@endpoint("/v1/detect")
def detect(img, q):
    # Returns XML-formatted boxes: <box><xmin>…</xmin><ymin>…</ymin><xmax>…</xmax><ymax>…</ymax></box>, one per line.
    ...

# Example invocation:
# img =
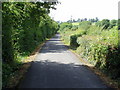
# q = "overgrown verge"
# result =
<box><xmin>3</xmin><ymin>42</ymin><xmax>45</xmax><ymax>88</ymax></box>
<box><xmin>59</xmin><ymin>20</ymin><xmax>120</xmax><ymax>88</ymax></box>
<box><xmin>2</xmin><ymin>2</ymin><xmax>59</xmax><ymax>88</ymax></box>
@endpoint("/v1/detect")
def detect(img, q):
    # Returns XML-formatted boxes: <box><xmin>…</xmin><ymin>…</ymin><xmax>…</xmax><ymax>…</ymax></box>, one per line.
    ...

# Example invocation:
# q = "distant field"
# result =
<box><xmin>72</xmin><ymin>22</ymin><xmax>95</xmax><ymax>26</ymax></box>
<box><xmin>72</xmin><ymin>22</ymin><xmax>79</xmax><ymax>26</ymax></box>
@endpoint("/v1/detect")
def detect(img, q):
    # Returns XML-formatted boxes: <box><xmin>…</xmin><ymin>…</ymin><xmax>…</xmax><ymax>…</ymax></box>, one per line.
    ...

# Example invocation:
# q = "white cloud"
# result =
<box><xmin>49</xmin><ymin>0</ymin><xmax>119</xmax><ymax>22</ymax></box>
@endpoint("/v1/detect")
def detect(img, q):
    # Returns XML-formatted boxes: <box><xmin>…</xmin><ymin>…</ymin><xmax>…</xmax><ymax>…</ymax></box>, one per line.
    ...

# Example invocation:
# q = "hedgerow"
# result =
<box><xmin>60</xmin><ymin>20</ymin><xmax>120</xmax><ymax>80</ymax></box>
<box><xmin>2</xmin><ymin>2</ymin><xmax>58</xmax><ymax>87</ymax></box>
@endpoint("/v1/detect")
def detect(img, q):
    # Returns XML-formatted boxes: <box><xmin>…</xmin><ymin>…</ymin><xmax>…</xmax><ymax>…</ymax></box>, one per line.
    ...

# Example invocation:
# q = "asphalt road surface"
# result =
<box><xmin>19</xmin><ymin>34</ymin><xmax>110</xmax><ymax>88</ymax></box>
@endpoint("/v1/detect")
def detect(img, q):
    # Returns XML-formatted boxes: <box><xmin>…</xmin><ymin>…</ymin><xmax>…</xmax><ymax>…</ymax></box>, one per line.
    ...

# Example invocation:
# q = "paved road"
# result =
<box><xmin>19</xmin><ymin>34</ymin><xmax>109</xmax><ymax>88</ymax></box>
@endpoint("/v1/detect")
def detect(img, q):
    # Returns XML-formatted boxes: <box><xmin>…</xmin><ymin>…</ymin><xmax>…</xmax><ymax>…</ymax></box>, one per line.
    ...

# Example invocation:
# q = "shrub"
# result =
<box><xmin>96</xmin><ymin>19</ymin><xmax>110</xmax><ymax>29</ymax></box>
<box><xmin>105</xmin><ymin>46</ymin><xmax>120</xmax><ymax>78</ymax></box>
<box><xmin>2</xmin><ymin>62</ymin><xmax>22</xmax><ymax>87</ymax></box>
<box><xmin>70</xmin><ymin>34</ymin><xmax>79</xmax><ymax>48</ymax></box>
<box><xmin>76</xmin><ymin>36</ymin><xmax>120</xmax><ymax>79</ymax></box>
<box><xmin>109</xmin><ymin>19</ymin><xmax>117</xmax><ymax>29</ymax></box>
<box><xmin>70</xmin><ymin>30</ymin><xmax>87</xmax><ymax>48</ymax></box>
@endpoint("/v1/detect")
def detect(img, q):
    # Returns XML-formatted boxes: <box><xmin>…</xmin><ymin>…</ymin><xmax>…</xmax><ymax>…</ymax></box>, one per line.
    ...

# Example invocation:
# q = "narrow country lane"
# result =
<box><xmin>19</xmin><ymin>34</ymin><xmax>109</xmax><ymax>88</ymax></box>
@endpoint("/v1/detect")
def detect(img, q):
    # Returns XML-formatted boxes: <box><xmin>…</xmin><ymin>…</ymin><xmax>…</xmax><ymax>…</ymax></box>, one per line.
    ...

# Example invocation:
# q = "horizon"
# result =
<box><xmin>49</xmin><ymin>0</ymin><xmax>119</xmax><ymax>22</ymax></box>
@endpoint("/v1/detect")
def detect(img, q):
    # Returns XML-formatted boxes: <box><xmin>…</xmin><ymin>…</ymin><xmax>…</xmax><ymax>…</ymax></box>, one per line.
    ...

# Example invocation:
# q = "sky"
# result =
<box><xmin>49</xmin><ymin>0</ymin><xmax>120</xmax><ymax>22</ymax></box>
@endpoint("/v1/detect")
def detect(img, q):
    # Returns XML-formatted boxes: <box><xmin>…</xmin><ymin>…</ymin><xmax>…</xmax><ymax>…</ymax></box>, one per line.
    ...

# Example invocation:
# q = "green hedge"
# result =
<box><xmin>2</xmin><ymin>2</ymin><xmax>59</xmax><ymax>87</ymax></box>
<box><xmin>76</xmin><ymin>34</ymin><xmax>120</xmax><ymax>79</ymax></box>
<box><xmin>70</xmin><ymin>34</ymin><xmax>79</xmax><ymax>48</ymax></box>
<box><xmin>60</xmin><ymin>21</ymin><xmax>120</xmax><ymax>80</ymax></box>
<box><xmin>2</xmin><ymin>2</ymin><xmax>58</xmax><ymax>63</ymax></box>
<box><xmin>77</xmin><ymin>41</ymin><xmax>120</xmax><ymax>79</ymax></box>
<box><xmin>69</xmin><ymin>30</ymin><xmax>87</xmax><ymax>48</ymax></box>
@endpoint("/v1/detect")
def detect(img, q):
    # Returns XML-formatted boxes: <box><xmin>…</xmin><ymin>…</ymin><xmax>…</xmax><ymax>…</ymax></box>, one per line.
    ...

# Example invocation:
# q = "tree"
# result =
<box><xmin>95</xmin><ymin>17</ymin><xmax>99</xmax><ymax>22</ymax></box>
<box><xmin>77</xmin><ymin>18</ymin><xmax>81</xmax><ymax>22</ymax></box>
<box><xmin>2</xmin><ymin>2</ymin><xmax>59</xmax><ymax>63</ymax></box>
<box><xmin>101</xmin><ymin>19</ymin><xmax>110</xmax><ymax>29</ymax></box>
<box><xmin>73</xmin><ymin>19</ymin><xmax>76</xmax><ymax>22</ymax></box>
<box><xmin>109</xmin><ymin>19</ymin><xmax>117</xmax><ymax>29</ymax></box>
<box><xmin>84</xmin><ymin>18</ymin><xmax>87</xmax><ymax>21</ymax></box>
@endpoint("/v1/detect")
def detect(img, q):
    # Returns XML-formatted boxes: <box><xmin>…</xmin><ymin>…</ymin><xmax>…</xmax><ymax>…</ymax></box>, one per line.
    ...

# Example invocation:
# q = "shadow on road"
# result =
<box><xmin>39</xmin><ymin>34</ymin><xmax>69</xmax><ymax>54</ymax></box>
<box><xmin>18</xmin><ymin>33</ymin><xmax>112</xmax><ymax>88</ymax></box>
<box><xmin>40</xmin><ymin>44</ymin><xmax>68</xmax><ymax>53</ymax></box>
<box><xmin>19</xmin><ymin>60</ymin><xmax>110</xmax><ymax>88</ymax></box>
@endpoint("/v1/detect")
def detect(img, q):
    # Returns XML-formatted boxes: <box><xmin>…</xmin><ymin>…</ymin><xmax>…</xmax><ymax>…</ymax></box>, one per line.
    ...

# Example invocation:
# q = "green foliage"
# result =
<box><xmin>101</xmin><ymin>19</ymin><xmax>110</xmax><ymax>29</ymax></box>
<box><xmin>60</xmin><ymin>20</ymin><xmax>120</xmax><ymax>80</ymax></box>
<box><xmin>105</xmin><ymin>46</ymin><xmax>120</xmax><ymax>78</ymax></box>
<box><xmin>59</xmin><ymin>22</ymin><xmax>72</xmax><ymax>31</ymax></box>
<box><xmin>79</xmin><ymin>21</ymin><xmax>91</xmax><ymax>30</ymax></box>
<box><xmin>95</xmin><ymin>19</ymin><xmax>117</xmax><ymax>29</ymax></box>
<box><xmin>71</xmin><ymin>25</ymin><xmax>78</xmax><ymax>31</ymax></box>
<box><xmin>69</xmin><ymin>30</ymin><xmax>87</xmax><ymax>48</ymax></box>
<box><xmin>95</xmin><ymin>21</ymin><xmax>102</xmax><ymax>27</ymax></box>
<box><xmin>76</xmin><ymin>32</ymin><xmax>120</xmax><ymax>78</ymax></box>
<box><xmin>2</xmin><ymin>62</ymin><xmax>22</xmax><ymax>87</ymax></box>
<box><xmin>109</xmin><ymin>19</ymin><xmax>117</xmax><ymax>29</ymax></box>
<box><xmin>70</xmin><ymin>34</ymin><xmax>79</xmax><ymax>48</ymax></box>
<box><xmin>2</xmin><ymin>2</ymin><xmax>58</xmax><ymax>62</ymax></box>
<box><xmin>2</xmin><ymin>2</ymin><xmax>58</xmax><ymax>87</ymax></box>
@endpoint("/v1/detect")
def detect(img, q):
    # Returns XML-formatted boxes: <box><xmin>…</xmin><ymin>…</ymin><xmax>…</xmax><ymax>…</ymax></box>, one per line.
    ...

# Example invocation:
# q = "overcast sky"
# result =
<box><xmin>49</xmin><ymin>0</ymin><xmax>119</xmax><ymax>22</ymax></box>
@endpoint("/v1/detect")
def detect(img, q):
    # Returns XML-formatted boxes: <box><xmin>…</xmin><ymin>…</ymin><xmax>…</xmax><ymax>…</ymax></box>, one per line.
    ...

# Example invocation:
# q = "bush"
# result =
<box><xmin>109</xmin><ymin>19</ymin><xmax>117</xmax><ymax>29</ymax></box>
<box><xmin>2</xmin><ymin>62</ymin><xmax>22</xmax><ymax>87</ymax></box>
<box><xmin>76</xmin><ymin>35</ymin><xmax>120</xmax><ymax>79</ymax></box>
<box><xmin>70</xmin><ymin>34</ymin><xmax>79</xmax><ymax>48</ymax></box>
<box><xmin>89</xmin><ymin>44</ymin><xmax>108</xmax><ymax>68</ymax></box>
<box><xmin>105</xmin><ymin>46</ymin><xmax>120</xmax><ymax>78</ymax></box>
<box><xmin>96</xmin><ymin>19</ymin><xmax>110</xmax><ymax>29</ymax></box>
<box><xmin>70</xmin><ymin>30</ymin><xmax>87</xmax><ymax>48</ymax></box>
